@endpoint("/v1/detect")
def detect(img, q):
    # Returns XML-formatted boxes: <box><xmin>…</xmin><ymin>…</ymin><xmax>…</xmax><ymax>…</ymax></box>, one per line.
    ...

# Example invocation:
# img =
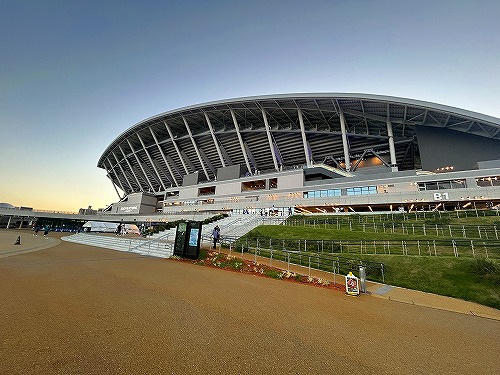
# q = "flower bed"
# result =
<box><xmin>172</xmin><ymin>250</ymin><xmax>346</xmax><ymax>293</ymax></box>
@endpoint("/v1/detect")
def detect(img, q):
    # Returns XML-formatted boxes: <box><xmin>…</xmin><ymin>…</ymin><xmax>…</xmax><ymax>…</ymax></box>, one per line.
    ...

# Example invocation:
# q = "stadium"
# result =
<box><xmin>98</xmin><ymin>93</ymin><xmax>500</xmax><ymax>216</ymax></box>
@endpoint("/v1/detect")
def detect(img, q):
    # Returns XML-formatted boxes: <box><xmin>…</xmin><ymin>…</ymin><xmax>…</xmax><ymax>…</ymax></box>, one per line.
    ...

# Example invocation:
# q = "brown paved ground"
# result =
<box><xmin>1</xmin><ymin>229</ymin><xmax>500</xmax><ymax>374</ymax></box>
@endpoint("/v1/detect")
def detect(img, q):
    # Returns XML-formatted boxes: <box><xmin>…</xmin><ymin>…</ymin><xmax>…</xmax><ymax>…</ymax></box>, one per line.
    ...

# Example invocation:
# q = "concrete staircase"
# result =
<box><xmin>200</xmin><ymin>214</ymin><xmax>260</xmax><ymax>238</ymax></box>
<box><xmin>63</xmin><ymin>214</ymin><xmax>287</xmax><ymax>256</ymax></box>
<box><xmin>199</xmin><ymin>214</ymin><xmax>288</xmax><ymax>246</ymax></box>
<box><xmin>62</xmin><ymin>233</ymin><xmax>174</xmax><ymax>258</ymax></box>
<box><xmin>148</xmin><ymin>227</ymin><xmax>177</xmax><ymax>240</ymax></box>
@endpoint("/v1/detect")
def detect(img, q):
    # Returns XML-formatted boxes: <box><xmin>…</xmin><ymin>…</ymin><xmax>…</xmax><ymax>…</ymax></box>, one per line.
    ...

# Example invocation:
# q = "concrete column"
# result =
<box><xmin>112</xmin><ymin>152</ymin><xmax>133</xmax><ymax>193</ymax></box>
<box><xmin>126</xmin><ymin>139</ymin><xmax>155</xmax><ymax>192</ymax></box>
<box><xmin>119</xmin><ymin>145</ymin><xmax>143</xmax><ymax>192</ymax></box>
<box><xmin>387</xmin><ymin>119</ymin><xmax>398</xmax><ymax>172</ymax></box>
<box><xmin>104</xmin><ymin>159</ymin><xmax>125</xmax><ymax>198</ymax></box>
<box><xmin>149</xmin><ymin>127</ymin><xmax>179</xmax><ymax>187</ymax></box>
<box><xmin>339</xmin><ymin>109</ymin><xmax>351</xmax><ymax>171</ymax></box>
<box><xmin>297</xmin><ymin>108</ymin><xmax>311</xmax><ymax>167</ymax></box>
<box><xmin>183</xmin><ymin>117</ymin><xmax>210</xmax><ymax>181</ymax></box>
<box><xmin>204</xmin><ymin>112</ymin><xmax>226</xmax><ymax>168</ymax></box>
<box><xmin>230</xmin><ymin>109</ymin><xmax>252</xmax><ymax>175</ymax></box>
<box><xmin>164</xmin><ymin>121</ymin><xmax>189</xmax><ymax>174</ymax></box>
<box><xmin>137</xmin><ymin>133</ymin><xmax>166</xmax><ymax>191</ymax></box>
<box><xmin>261</xmin><ymin>108</ymin><xmax>279</xmax><ymax>171</ymax></box>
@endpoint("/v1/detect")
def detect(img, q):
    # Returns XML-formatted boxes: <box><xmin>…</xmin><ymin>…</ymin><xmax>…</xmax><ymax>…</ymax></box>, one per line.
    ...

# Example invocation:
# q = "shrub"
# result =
<box><xmin>263</xmin><ymin>269</ymin><xmax>283</xmax><ymax>279</ymax></box>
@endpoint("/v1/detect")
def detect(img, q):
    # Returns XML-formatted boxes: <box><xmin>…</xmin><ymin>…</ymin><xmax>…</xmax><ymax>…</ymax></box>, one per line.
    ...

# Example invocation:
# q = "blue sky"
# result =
<box><xmin>1</xmin><ymin>0</ymin><xmax>499</xmax><ymax>211</ymax></box>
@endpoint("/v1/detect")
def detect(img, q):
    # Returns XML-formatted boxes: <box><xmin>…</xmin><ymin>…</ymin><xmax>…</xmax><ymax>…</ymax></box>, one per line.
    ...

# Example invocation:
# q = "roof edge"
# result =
<box><xmin>98</xmin><ymin>92</ymin><xmax>500</xmax><ymax>167</ymax></box>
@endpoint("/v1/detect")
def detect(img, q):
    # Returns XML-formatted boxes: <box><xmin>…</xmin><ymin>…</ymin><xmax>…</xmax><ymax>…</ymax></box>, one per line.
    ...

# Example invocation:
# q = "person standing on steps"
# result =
<box><xmin>212</xmin><ymin>225</ymin><xmax>220</xmax><ymax>249</ymax></box>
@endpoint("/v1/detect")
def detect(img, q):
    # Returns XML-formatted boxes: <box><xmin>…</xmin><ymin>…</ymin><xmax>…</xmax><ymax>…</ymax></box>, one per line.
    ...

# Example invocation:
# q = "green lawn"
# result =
<box><xmin>236</xmin><ymin>212</ymin><xmax>500</xmax><ymax>309</ymax></box>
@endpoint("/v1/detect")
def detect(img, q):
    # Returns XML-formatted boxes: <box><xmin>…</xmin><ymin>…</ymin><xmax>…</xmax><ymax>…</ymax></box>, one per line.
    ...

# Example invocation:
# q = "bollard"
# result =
<box><xmin>359</xmin><ymin>266</ymin><xmax>366</xmax><ymax>293</ymax></box>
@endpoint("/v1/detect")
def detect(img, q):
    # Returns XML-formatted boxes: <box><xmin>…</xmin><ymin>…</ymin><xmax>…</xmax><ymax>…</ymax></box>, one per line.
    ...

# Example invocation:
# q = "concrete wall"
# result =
<box><xmin>179</xmin><ymin>186</ymin><xmax>198</xmax><ymax>200</ymax></box>
<box><xmin>217</xmin><ymin>164</ymin><xmax>246</xmax><ymax>181</ymax></box>
<box><xmin>182</xmin><ymin>172</ymin><xmax>201</xmax><ymax>187</ymax></box>
<box><xmin>112</xmin><ymin>193</ymin><xmax>157</xmax><ymax>214</ymax></box>
<box><xmin>477</xmin><ymin>159</ymin><xmax>500</xmax><ymax>169</ymax></box>
<box><xmin>277</xmin><ymin>171</ymin><xmax>303</xmax><ymax>189</ymax></box>
<box><xmin>416</xmin><ymin>127</ymin><xmax>500</xmax><ymax>171</ymax></box>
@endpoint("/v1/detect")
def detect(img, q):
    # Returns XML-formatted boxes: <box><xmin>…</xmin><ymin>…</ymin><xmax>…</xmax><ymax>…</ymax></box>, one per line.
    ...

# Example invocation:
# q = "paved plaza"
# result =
<box><xmin>1</xmin><ymin>230</ymin><xmax>499</xmax><ymax>374</ymax></box>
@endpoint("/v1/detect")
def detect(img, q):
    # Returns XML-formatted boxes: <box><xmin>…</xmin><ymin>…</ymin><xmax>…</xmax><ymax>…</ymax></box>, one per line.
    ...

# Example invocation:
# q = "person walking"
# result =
<box><xmin>33</xmin><ymin>227</ymin><xmax>39</xmax><ymax>236</ymax></box>
<box><xmin>212</xmin><ymin>225</ymin><xmax>220</xmax><ymax>249</ymax></box>
<box><xmin>43</xmin><ymin>227</ymin><xmax>49</xmax><ymax>239</ymax></box>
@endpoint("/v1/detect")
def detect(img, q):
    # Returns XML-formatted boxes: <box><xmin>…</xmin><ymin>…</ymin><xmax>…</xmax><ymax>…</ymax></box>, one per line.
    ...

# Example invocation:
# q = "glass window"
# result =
<box><xmin>426</xmin><ymin>182</ymin><xmax>438</xmax><ymax>191</ymax></box>
<box><xmin>418</xmin><ymin>179</ymin><xmax>466</xmax><ymax>190</ymax></box>
<box><xmin>437</xmin><ymin>181</ymin><xmax>451</xmax><ymax>190</ymax></box>
<box><xmin>476</xmin><ymin>177</ymin><xmax>499</xmax><ymax>187</ymax></box>
<box><xmin>347</xmin><ymin>186</ymin><xmax>377</xmax><ymax>195</ymax></box>
<box><xmin>451</xmin><ymin>180</ymin><xmax>466</xmax><ymax>188</ymax></box>
<box><xmin>327</xmin><ymin>189</ymin><xmax>341</xmax><ymax>197</ymax></box>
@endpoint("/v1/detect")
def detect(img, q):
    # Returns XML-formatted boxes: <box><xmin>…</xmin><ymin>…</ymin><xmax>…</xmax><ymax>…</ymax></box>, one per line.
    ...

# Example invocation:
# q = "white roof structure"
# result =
<box><xmin>98</xmin><ymin>93</ymin><xmax>500</xmax><ymax>196</ymax></box>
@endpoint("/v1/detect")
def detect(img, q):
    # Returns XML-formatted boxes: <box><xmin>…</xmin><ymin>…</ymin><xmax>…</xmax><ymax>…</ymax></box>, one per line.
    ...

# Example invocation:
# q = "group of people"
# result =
<box><xmin>115</xmin><ymin>223</ymin><xmax>126</xmax><ymax>236</ymax></box>
<box><xmin>32</xmin><ymin>227</ymin><xmax>50</xmax><ymax>238</ymax></box>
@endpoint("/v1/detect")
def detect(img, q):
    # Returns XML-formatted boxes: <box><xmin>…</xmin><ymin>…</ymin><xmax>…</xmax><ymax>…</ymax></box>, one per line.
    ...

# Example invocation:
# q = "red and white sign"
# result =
<box><xmin>345</xmin><ymin>272</ymin><xmax>359</xmax><ymax>296</ymax></box>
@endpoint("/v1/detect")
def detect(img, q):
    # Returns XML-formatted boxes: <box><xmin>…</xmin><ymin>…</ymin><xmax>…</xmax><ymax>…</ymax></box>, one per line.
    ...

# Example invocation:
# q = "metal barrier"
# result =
<box><xmin>128</xmin><ymin>232</ymin><xmax>175</xmax><ymax>256</ymax></box>
<box><xmin>204</xmin><ymin>234</ymin><xmax>385</xmax><ymax>283</ymax></box>
<box><xmin>284</xmin><ymin>219</ymin><xmax>499</xmax><ymax>240</ymax></box>
<box><xmin>229</xmin><ymin>237</ymin><xmax>499</xmax><ymax>259</ymax></box>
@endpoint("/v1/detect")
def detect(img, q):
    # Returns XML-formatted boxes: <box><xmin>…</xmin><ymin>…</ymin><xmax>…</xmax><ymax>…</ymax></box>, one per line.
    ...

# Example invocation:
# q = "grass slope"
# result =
<box><xmin>239</xmin><ymin>213</ymin><xmax>500</xmax><ymax>309</ymax></box>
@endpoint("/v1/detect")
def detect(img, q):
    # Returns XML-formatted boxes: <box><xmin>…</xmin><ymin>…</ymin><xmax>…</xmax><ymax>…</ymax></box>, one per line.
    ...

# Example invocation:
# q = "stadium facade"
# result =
<box><xmin>98</xmin><ymin>93</ymin><xmax>500</xmax><ymax>216</ymax></box>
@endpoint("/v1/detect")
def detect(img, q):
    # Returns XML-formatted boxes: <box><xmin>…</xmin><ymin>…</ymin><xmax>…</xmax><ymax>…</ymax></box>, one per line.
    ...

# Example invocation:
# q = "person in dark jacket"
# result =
<box><xmin>212</xmin><ymin>225</ymin><xmax>220</xmax><ymax>249</ymax></box>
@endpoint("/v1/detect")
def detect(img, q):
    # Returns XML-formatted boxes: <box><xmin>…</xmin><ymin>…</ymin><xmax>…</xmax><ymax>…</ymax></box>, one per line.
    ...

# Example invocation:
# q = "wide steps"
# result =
<box><xmin>62</xmin><ymin>233</ymin><xmax>173</xmax><ymax>258</ymax></box>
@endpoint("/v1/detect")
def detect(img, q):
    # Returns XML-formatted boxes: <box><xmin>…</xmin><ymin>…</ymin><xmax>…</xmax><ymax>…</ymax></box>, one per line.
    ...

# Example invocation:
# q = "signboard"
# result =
<box><xmin>189</xmin><ymin>228</ymin><xmax>200</xmax><ymax>247</ymax></box>
<box><xmin>173</xmin><ymin>221</ymin><xmax>202</xmax><ymax>259</ymax></box>
<box><xmin>433</xmin><ymin>192</ymin><xmax>449</xmax><ymax>201</ymax></box>
<box><xmin>186</xmin><ymin>222</ymin><xmax>202</xmax><ymax>258</ymax></box>
<box><xmin>120</xmin><ymin>206</ymin><xmax>138</xmax><ymax>213</ymax></box>
<box><xmin>345</xmin><ymin>272</ymin><xmax>360</xmax><ymax>296</ymax></box>
<box><xmin>173</xmin><ymin>222</ymin><xmax>188</xmax><ymax>256</ymax></box>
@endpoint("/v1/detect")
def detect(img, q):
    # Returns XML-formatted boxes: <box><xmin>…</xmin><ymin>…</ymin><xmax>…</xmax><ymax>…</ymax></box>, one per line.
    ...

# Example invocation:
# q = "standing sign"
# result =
<box><xmin>185</xmin><ymin>221</ymin><xmax>202</xmax><ymax>259</ymax></box>
<box><xmin>173</xmin><ymin>222</ymin><xmax>188</xmax><ymax>257</ymax></box>
<box><xmin>173</xmin><ymin>221</ymin><xmax>202</xmax><ymax>259</ymax></box>
<box><xmin>345</xmin><ymin>272</ymin><xmax>360</xmax><ymax>296</ymax></box>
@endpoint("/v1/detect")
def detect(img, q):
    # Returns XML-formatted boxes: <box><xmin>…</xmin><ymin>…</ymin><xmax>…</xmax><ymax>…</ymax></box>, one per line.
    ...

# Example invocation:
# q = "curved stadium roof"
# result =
<box><xmin>98</xmin><ymin>93</ymin><xmax>500</xmax><ymax>194</ymax></box>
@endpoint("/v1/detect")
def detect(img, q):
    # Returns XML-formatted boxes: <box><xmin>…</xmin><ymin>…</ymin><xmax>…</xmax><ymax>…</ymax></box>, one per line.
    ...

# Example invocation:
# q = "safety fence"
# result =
<box><xmin>283</xmin><ymin>220</ymin><xmax>499</xmax><ymax>240</ymax></box>
<box><xmin>225</xmin><ymin>243</ymin><xmax>385</xmax><ymax>283</ymax></box>
<box><xmin>226</xmin><ymin>237</ymin><xmax>500</xmax><ymax>259</ymax></box>
<box><xmin>289</xmin><ymin>209</ymin><xmax>499</xmax><ymax>224</ymax></box>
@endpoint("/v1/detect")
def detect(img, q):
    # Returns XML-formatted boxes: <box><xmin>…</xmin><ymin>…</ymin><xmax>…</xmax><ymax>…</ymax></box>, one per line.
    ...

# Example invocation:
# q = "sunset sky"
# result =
<box><xmin>1</xmin><ymin>0</ymin><xmax>499</xmax><ymax>212</ymax></box>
